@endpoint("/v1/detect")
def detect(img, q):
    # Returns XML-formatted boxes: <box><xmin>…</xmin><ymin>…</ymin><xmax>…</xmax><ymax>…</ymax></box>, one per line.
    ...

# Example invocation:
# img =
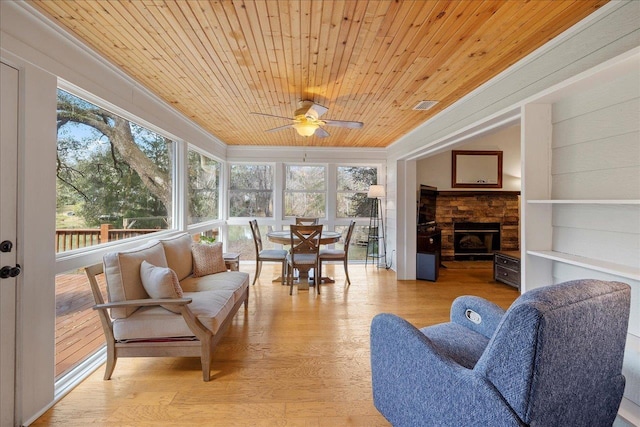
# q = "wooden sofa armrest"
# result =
<box><xmin>93</xmin><ymin>298</ymin><xmax>193</xmax><ymax>311</ymax></box>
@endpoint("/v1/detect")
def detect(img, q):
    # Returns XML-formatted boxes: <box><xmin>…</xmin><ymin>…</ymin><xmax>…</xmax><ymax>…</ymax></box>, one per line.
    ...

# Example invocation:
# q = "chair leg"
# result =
<box><xmin>201</xmin><ymin>338</ymin><xmax>212</xmax><ymax>382</ymax></box>
<box><xmin>316</xmin><ymin>261</ymin><xmax>321</xmax><ymax>295</ymax></box>
<box><xmin>103</xmin><ymin>341</ymin><xmax>117</xmax><ymax>380</ymax></box>
<box><xmin>288</xmin><ymin>263</ymin><xmax>294</xmax><ymax>295</ymax></box>
<box><xmin>344</xmin><ymin>258</ymin><xmax>351</xmax><ymax>286</ymax></box>
<box><xmin>252</xmin><ymin>260</ymin><xmax>262</xmax><ymax>286</ymax></box>
<box><xmin>281</xmin><ymin>260</ymin><xmax>287</xmax><ymax>285</ymax></box>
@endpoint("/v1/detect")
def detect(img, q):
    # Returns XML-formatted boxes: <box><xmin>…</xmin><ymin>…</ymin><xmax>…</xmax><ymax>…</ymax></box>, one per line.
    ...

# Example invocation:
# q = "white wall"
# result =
<box><xmin>549</xmin><ymin>61</ymin><xmax>640</xmax><ymax>413</ymax></box>
<box><xmin>416</xmin><ymin>125</ymin><xmax>521</xmax><ymax>191</ymax></box>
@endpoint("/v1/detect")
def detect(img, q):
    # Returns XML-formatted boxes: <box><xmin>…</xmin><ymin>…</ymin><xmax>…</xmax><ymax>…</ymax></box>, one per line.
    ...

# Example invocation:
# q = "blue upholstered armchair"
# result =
<box><xmin>370</xmin><ymin>280</ymin><xmax>630</xmax><ymax>426</ymax></box>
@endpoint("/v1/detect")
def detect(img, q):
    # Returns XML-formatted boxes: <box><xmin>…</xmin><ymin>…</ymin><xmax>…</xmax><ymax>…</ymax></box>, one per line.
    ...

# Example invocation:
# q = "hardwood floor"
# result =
<box><xmin>34</xmin><ymin>261</ymin><xmax>519</xmax><ymax>426</ymax></box>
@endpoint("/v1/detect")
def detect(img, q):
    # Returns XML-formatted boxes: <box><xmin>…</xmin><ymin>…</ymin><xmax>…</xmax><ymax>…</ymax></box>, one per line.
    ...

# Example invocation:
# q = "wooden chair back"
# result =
<box><xmin>295</xmin><ymin>217</ymin><xmax>319</xmax><ymax>225</ymax></box>
<box><xmin>343</xmin><ymin>221</ymin><xmax>357</xmax><ymax>255</ymax></box>
<box><xmin>289</xmin><ymin>224</ymin><xmax>323</xmax><ymax>257</ymax></box>
<box><xmin>249</xmin><ymin>219</ymin><xmax>263</xmax><ymax>253</ymax></box>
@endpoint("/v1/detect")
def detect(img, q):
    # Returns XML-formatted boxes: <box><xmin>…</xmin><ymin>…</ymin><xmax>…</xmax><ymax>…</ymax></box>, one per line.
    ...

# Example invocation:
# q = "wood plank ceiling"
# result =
<box><xmin>28</xmin><ymin>0</ymin><xmax>607</xmax><ymax>148</ymax></box>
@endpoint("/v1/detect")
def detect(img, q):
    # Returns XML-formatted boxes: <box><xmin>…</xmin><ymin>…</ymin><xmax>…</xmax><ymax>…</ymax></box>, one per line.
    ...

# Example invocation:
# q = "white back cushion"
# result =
<box><xmin>159</xmin><ymin>233</ymin><xmax>194</xmax><ymax>281</ymax></box>
<box><xmin>103</xmin><ymin>241</ymin><xmax>167</xmax><ymax>319</ymax></box>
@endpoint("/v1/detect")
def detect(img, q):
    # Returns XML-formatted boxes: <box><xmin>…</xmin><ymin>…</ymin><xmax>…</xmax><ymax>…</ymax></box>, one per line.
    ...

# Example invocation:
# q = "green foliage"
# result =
<box><xmin>187</xmin><ymin>150</ymin><xmax>219</xmax><ymax>224</ymax></box>
<box><xmin>229</xmin><ymin>164</ymin><xmax>273</xmax><ymax>217</ymax></box>
<box><xmin>199</xmin><ymin>235</ymin><xmax>216</xmax><ymax>244</ymax></box>
<box><xmin>56</xmin><ymin>89</ymin><xmax>172</xmax><ymax>229</ymax></box>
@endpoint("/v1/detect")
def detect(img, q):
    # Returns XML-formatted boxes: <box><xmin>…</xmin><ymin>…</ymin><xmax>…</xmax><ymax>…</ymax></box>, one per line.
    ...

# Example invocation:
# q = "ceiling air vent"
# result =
<box><xmin>413</xmin><ymin>100</ymin><xmax>438</xmax><ymax>111</ymax></box>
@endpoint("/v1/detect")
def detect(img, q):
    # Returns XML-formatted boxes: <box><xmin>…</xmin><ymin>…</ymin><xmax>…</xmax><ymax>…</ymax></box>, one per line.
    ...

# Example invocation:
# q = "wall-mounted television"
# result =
<box><xmin>417</xmin><ymin>184</ymin><xmax>437</xmax><ymax>226</ymax></box>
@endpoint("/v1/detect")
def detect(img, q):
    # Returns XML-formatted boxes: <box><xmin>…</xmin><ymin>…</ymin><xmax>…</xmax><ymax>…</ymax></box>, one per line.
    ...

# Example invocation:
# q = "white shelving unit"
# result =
<box><xmin>520</xmin><ymin>49</ymin><xmax>640</xmax><ymax>425</ymax></box>
<box><xmin>526</xmin><ymin>250</ymin><xmax>640</xmax><ymax>282</ymax></box>
<box><xmin>520</xmin><ymin>49</ymin><xmax>640</xmax><ymax>291</ymax></box>
<box><xmin>525</xmin><ymin>199</ymin><xmax>640</xmax><ymax>282</ymax></box>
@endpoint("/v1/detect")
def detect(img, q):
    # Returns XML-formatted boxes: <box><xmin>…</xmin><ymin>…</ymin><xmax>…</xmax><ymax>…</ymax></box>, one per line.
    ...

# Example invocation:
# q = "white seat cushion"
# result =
<box><xmin>113</xmin><ymin>289</ymin><xmax>236</xmax><ymax>340</ymax></box>
<box><xmin>319</xmin><ymin>249</ymin><xmax>345</xmax><ymax>260</ymax></box>
<box><xmin>180</xmin><ymin>271</ymin><xmax>249</xmax><ymax>305</ymax></box>
<box><xmin>259</xmin><ymin>249</ymin><xmax>288</xmax><ymax>260</ymax></box>
<box><xmin>287</xmin><ymin>253</ymin><xmax>317</xmax><ymax>265</ymax></box>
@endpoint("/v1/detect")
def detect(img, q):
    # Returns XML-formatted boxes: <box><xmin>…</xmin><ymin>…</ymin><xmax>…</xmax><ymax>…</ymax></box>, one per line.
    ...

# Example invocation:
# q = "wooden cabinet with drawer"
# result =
<box><xmin>494</xmin><ymin>251</ymin><xmax>520</xmax><ymax>290</ymax></box>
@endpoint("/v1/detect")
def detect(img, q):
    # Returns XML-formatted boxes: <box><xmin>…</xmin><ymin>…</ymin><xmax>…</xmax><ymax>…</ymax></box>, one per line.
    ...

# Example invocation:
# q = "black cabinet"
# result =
<box><xmin>417</xmin><ymin>228</ymin><xmax>441</xmax><ymax>281</ymax></box>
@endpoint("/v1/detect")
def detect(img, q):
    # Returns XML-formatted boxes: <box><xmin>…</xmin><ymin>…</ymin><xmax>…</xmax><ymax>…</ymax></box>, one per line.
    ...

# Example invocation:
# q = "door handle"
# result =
<box><xmin>0</xmin><ymin>240</ymin><xmax>12</xmax><ymax>252</ymax></box>
<box><xmin>0</xmin><ymin>264</ymin><xmax>21</xmax><ymax>279</ymax></box>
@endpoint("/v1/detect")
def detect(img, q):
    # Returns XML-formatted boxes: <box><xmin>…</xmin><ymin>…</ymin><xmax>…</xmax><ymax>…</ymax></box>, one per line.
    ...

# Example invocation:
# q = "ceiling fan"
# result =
<box><xmin>250</xmin><ymin>100</ymin><xmax>364</xmax><ymax>138</ymax></box>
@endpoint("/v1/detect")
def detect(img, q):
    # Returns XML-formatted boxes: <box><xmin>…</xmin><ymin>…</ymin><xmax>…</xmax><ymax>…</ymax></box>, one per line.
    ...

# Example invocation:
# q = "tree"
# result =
<box><xmin>187</xmin><ymin>150</ymin><xmax>219</xmax><ymax>223</ymax></box>
<box><xmin>228</xmin><ymin>164</ymin><xmax>273</xmax><ymax>217</ymax></box>
<box><xmin>56</xmin><ymin>90</ymin><xmax>172</xmax><ymax>228</ymax></box>
<box><xmin>337</xmin><ymin>166</ymin><xmax>377</xmax><ymax>217</ymax></box>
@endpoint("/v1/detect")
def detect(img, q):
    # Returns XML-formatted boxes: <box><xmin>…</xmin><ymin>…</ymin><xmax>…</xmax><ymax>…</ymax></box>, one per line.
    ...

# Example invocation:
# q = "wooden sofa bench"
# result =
<box><xmin>85</xmin><ymin>233</ymin><xmax>249</xmax><ymax>381</ymax></box>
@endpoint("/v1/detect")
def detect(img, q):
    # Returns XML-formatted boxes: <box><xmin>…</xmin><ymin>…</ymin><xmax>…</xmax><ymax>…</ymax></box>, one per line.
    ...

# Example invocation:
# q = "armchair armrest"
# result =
<box><xmin>93</xmin><ymin>297</ymin><xmax>193</xmax><ymax>311</ymax></box>
<box><xmin>370</xmin><ymin>313</ymin><xmax>521</xmax><ymax>426</ymax></box>
<box><xmin>450</xmin><ymin>296</ymin><xmax>505</xmax><ymax>339</ymax></box>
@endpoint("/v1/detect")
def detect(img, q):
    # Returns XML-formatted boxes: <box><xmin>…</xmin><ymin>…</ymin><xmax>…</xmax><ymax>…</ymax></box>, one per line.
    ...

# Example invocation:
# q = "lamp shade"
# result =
<box><xmin>293</xmin><ymin>121</ymin><xmax>318</xmax><ymax>137</ymax></box>
<box><xmin>367</xmin><ymin>184</ymin><xmax>385</xmax><ymax>198</ymax></box>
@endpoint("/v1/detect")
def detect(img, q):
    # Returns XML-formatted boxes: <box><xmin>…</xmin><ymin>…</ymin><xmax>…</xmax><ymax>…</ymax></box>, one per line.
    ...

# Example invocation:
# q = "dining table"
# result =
<box><xmin>266</xmin><ymin>230</ymin><xmax>341</xmax><ymax>290</ymax></box>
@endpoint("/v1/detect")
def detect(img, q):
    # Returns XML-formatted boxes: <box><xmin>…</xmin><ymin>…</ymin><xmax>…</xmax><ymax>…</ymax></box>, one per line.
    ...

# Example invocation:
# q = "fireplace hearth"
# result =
<box><xmin>454</xmin><ymin>222</ymin><xmax>501</xmax><ymax>260</ymax></box>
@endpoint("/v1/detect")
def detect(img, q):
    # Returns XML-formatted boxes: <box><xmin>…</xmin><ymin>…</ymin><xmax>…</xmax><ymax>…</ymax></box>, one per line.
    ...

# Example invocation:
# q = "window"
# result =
<box><xmin>187</xmin><ymin>148</ymin><xmax>220</xmax><ymax>224</ymax></box>
<box><xmin>336</xmin><ymin>166</ymin><xmax>377</xmax><ymax>218</ymax></box>
<box><xmin>229</xmin><ymin>164</ymin><xmax>274</xmax><ymax>217</ymax></box>
<box><xmin>56</xmin><ymin>89</ymin><xmax>174</xmax><ymax>253</ymax></box>
<box><xmin>284</xmin><ymin>165</ymin><xmax>326</xmax><ymax>218</ymax></box>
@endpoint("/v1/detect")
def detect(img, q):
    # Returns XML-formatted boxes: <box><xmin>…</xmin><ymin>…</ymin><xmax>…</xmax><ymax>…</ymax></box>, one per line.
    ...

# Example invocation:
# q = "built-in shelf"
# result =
<box><xmin>526</xmin><ymin>250</ymin><xmax>640</xmax><ymax>281</ymax></box>
<box><xmin>527</xmin><ymin>200</ymin><xmax>640</xmax><ymax>205</ymax></box>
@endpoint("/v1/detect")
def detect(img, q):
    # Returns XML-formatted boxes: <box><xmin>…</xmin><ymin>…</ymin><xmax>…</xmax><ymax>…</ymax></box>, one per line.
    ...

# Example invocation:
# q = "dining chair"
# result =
<box><xmin>318</xmin><ymin>221</ymin><xmax>356</xmax><ymax>286</ymax></box>
<box><xmin>287</xmin><ymin>224</ymin><xmax>323</xmax><ymax>295</ymax></box>
<box><xmin>295</xmin><ymin>217</ymin><xmax>319</xmax><ymax>225</ymax></box>
<box><xmin>249</xmin><ymin>219</ymin><xmax>288</xmax><ymax>286</ymax></box>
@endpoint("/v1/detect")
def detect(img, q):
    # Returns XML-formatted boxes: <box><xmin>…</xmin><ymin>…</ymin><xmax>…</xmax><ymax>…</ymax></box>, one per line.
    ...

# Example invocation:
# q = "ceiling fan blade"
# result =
<box><xmin>315</xmin><ymin>127</ymin><xmax>330</xmax><ymax>138</ymax></box>
<box><xmin>308</xmin><ymin>103</ymin><xmax>329</xmax><ymax>118</ymax></box>
<box><xmin>250</xmin><ymin>112</ymin><xmax>294</xmax><ymax>121</ymax></box>
<box><xmin>265</xmin><ymin>124</ymin><xmax>294</xmax><ymax>133</ymax></box>
<box><xmin>322</xmin><ymin>119</ymin><xmax>364</xmax><ymax>129</ymax></box>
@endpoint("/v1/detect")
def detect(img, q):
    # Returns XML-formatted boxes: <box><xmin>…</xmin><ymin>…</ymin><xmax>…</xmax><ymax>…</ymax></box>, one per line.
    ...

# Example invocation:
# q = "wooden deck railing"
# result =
<box><xmin>55</xmin><ymin>224</ymin><xmax>160</xmax><ymax>253</ymax></box>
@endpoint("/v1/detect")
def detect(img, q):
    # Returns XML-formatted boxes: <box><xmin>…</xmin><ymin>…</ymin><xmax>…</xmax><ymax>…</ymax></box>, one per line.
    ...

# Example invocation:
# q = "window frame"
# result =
<box><xmin>227</xmin><ymin>162</ymin><xmax>275</xmax><ymax>219</ymax></box>
<box><xmin>335</xmin><ymin>164</ymin><xmax>379</xmax><ymax>219</ymax></box>
<box><xmin>55</xmin><ymin>81</ymin><xmax>186</xmax><ymax>272</ymax></box>
<box><xmin>186</xmin><ymin>144</ymin><xmax>224</xmax><ymax>228</ymax></box>
<box><xmin>283</xmin><ymin>163</ymin><xmax>328</xmax><ymax>220</ymax></box>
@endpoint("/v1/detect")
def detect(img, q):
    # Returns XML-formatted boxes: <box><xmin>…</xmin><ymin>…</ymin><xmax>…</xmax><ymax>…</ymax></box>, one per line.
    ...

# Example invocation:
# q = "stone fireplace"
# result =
<box><xmin>435</xmin><ymin>191</ymin><xmax>519</xmax><ymax>261</ymax></box>
<box><xmin>454</xmin><ymin>222</ymin><xmax>501</xmax><ymax>260</ymax></box>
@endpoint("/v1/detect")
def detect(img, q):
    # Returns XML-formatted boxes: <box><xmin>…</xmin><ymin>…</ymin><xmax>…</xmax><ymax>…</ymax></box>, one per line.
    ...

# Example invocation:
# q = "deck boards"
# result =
<box><xmin>55</xmin><ymin>272</ymin><xmax>106</xmax><ymax>378</ymax></box>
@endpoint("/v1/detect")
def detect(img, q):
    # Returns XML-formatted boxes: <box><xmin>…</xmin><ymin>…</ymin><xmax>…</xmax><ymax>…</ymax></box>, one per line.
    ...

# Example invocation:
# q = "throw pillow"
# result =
<box><xmin>191</xmin><ymin>242</ymin><xmax>226</xmax><ymax>277</ymax></box>
<box><xmin>140</xmin><ymin>260</ymin><xmax>184</xmax><ymax>314</ymax></box>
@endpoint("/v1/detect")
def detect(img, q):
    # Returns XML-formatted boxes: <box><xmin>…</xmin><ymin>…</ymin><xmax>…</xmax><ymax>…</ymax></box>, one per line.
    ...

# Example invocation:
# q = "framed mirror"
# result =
<box><xmin>451</xmin><ymin>150</ymin><xmax>503</xmax><ymax>188</ymax></box>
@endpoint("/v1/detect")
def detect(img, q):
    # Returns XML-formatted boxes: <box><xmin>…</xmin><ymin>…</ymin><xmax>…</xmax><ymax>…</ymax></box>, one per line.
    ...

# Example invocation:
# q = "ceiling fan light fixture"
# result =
<box><xmin>293</xmin><ymin>121</ymin><xmax>318</xmax><ymax>137</ymax></box>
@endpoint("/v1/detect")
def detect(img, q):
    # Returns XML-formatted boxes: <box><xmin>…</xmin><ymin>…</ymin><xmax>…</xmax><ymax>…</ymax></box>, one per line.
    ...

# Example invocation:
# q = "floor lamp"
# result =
<box><xmin>366</xmin><ymin>184</ymin><xmax>386</xmax><ymax>268</ymax></box>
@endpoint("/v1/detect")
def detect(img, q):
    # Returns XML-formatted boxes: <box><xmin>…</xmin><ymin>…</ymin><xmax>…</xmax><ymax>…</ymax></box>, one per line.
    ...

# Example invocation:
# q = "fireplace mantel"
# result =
<box><xmin>438</xmin><ymin>190</ymin><xmax>521</xmax><ymax>197</ymax></box>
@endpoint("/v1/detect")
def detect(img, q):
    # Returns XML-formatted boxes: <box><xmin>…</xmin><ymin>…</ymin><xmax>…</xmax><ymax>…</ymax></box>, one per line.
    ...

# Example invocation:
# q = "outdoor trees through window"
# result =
<box><xmin>56</xmin><ymin>89</ymin><xmax>175</xmax><ymax>251</ymax></box>
<box><xmin>229</xmin><ymin>164</ymin><xmax>273</xmax><ymax>217</ymax></box>
<box><xmin>337</xmin><ymin>166</ymin><xmax>377</xmax><ymax>218</ymax></box>
<box><xmin>284</xmin><ymin>165</ymin><xmax>326</xmax><ymax>218</ymax></box>
<box><xmin>188</xmin><ymin>148</ymin><xmax>220</xmax><ymax>225</ymax></box>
